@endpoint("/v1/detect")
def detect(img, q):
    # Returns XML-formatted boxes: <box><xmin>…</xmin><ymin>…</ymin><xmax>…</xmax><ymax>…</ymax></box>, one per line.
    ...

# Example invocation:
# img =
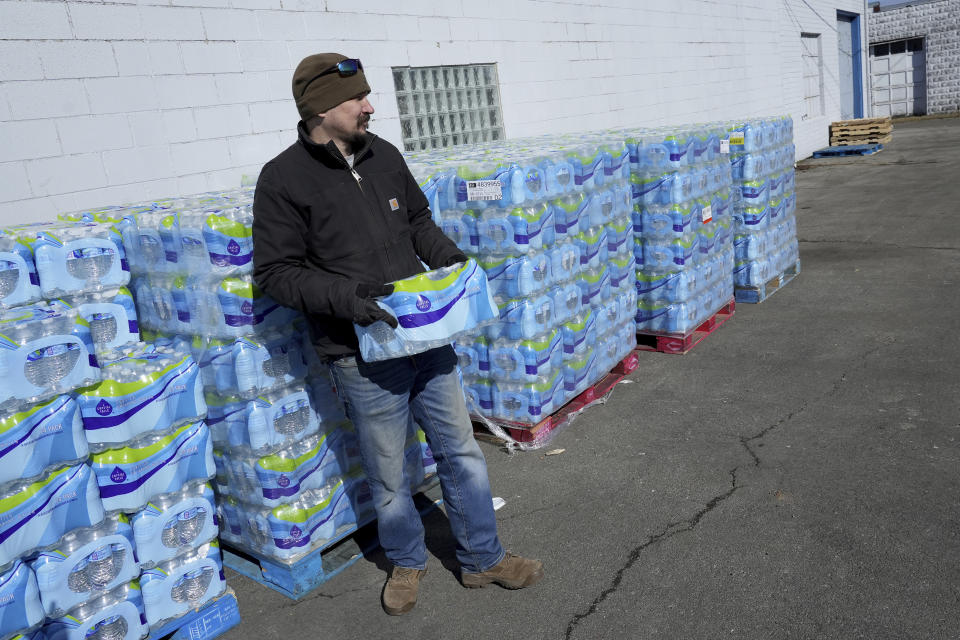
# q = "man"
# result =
<box><xmin>252</xmin><ymin>53</ymin><xmax>544</xmax><ymax>615</ymax></box>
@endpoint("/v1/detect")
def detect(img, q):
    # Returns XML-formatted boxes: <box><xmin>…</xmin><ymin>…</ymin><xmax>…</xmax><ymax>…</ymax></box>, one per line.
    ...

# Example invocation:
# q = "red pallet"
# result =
<box><xmin>472</xmin><ymin>352</ymin><xmax>639</xmax><ymax>444</ymax></box>
<box><xmin>635</xmin><ymin>298</ymin><xmax>735</xmax><ymax>355</ymax></box>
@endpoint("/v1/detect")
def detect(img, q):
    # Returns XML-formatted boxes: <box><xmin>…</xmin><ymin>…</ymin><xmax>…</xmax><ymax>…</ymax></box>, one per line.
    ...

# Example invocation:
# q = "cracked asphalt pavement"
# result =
<box><xmin>221</xmin><ymin>118</ymin><xmax>960</xmax><ymax>639</ymax></box>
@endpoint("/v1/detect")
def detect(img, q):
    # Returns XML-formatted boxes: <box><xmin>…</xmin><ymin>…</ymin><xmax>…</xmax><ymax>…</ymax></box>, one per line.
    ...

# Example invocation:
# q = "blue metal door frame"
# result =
<box><xmin>837</xmin><ymin>10</ymin><xmax>864</xmax><ymax>118</ymax></box>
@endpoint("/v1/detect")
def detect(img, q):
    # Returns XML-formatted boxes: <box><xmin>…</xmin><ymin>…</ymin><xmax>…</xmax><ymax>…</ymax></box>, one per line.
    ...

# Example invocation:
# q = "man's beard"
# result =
<box><xmin>348</xmin><ymin>114</ymin><xmax>370</xmax><ymax>148</ymax></box>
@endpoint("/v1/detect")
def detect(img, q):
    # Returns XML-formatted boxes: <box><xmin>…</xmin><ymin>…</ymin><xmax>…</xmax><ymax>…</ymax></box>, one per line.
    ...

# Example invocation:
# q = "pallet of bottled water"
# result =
<box><xmin>613</xmin><ymin>123</ymin><xmax>736</xmax><ymax>341</ymax></box>
<box><xmin>724</xmin><ymin>116</ymin><xmax>801</xmax><ymax>303</ymax></box>
<box><xmin>406</xmin><ymin>133</ymin><xmax>637</xmax><ymax>429</ymax></box>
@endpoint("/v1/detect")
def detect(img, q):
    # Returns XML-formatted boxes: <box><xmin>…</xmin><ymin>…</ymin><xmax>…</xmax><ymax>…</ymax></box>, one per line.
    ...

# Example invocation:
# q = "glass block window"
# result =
<box><xmin>392</xmin><ymin>64</ymin><xmax>505</xmax><ymax>152</ymax></box>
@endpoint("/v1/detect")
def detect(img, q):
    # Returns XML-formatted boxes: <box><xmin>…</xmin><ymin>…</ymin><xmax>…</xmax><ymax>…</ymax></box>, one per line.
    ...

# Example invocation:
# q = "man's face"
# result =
<box><xmin>319</xmin><ymin>93</ymin><xmax>375</xmax><ymax>151</ymax></box>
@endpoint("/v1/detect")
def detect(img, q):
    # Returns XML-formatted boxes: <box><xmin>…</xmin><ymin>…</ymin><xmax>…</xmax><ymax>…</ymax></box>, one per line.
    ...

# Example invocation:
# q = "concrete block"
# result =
<box><xmin>256</xmin><ymin>10</ymin><xmax>306</xmax><ymax>40</ymax></box>
<box><xmin>171</xmin><ymin>0</ymin><xmax>229</xmax><ymax>8</ymax></box>
<box><xmin>448</xmin><ymin>18</ymin><xmax>481</xmax><ymax>42</ymax></box>
<box><xmin>25</xmin><ymin>154</ymin><xmax>108</xmax><ymax>198</ymax></box>
<box><xmin>102</xmin><ymin>145</ymin><xmax>174</xmax><ymax>186</ymax></box>
<box><xmin>202</xmin><ymin>9</ymin><xmax>262</xmax><ymax>40</ymax></box>
<box><xmin>0</xmin><ymin>121</ymin><xmax>62</xmax><ymax>163</ymax></box>
<box><xmin>204</xmin><ymin>167</ymin><xmax>245</xmax><ymax>191</ymax></box>
<box><xmin>170</xmin><ymin>139</ymin><xmax>231</xmax><ymax>176</ymax></box>
<box><xmin>139</xmin><ymin>5</ymin><xmax>205</xmax><ymax>41</ymax></box>
<box><xmin>194</xmin><ymin>104</ymin><xmax>253</xmax><ymax>139</ymax></box>
<box><xmin>128</xmin><ymin>111</ymin><xmax>167</xmax><ymax>146</ymax></box>
<box><xmin>227</xmin><ymin>132</ymin><xmax>285</xmax><ymax>167</ymax></box>
<box><xmin>160</xmin><ymin>109</ymin><xmax>199</xmax><ymax>144</ymax></box>
<box><xmin>249</xmin><ymin>100</ymin><xmax>293</xmax><ymax>133</ymax></box>
<box><xmin>85</xmin><ymin>76</ymin><xmax>159</xmax><ymax>114</ymax></box>
<box><xmin>181</xmin><ymin>42</ymin><xmax>242</xmax><ymax>74</ymax></box>
<box><xmin>113</xmin><ymin>42</ymin><xmax>152</xmax><ymax>77</ymax></box>
<box><xmin>418</xmin><ymin>17</ymin><xmax>451</xmax><ymax>41</ymax></box>
<box><xmin>146</xmin><ymin>42</ymin><xmax>186</xmax><ymax>76</ymax></box>
<box><xmin>304</xmin><ymin>11</ymin><xmax>387</xmax><ymax>41</ymax></box>
<box><xmin>6</xmin><ymin>80</ymin><xmax>89</xmax><ymax>120</ymax></box>
<box><xmin>407</xmin><ymin>41</ymin><xmax>441</xmax><ymax>67</ymax></box>
<box><xmin>0</xmin><ymin>0</ymin><xmax>72</xmax><ymax>39</ymax></box>
<box><xmin>215</xmin><ymin>71</ymin><xmax>270</xmax><ymax>105</ymax></box>
<box><xmin>70</xmin><ymin>3</ymin><xmax>142</xmax><ymax>40</ymax></box>
<box><xmin>0</xmin><ymin>162</ymin><xmax>33</xmax><ymax>203</ymax></box>
<box><xmin>38</xmin><ymin>41</ymin><xmax>118</xmax><ymax>80</ymax></box>
<box><xmin>0</xmin><ymin>42</ymin><xmax>43</xmax><ymax>82</ymax></box>
<box><xmin>0</xmin><ymin>198</ymin><xmax>58</xmax><ymax>227</ymax></box>
<box><xmin>238</xmin><ymin>41</ymin><xmax>291</xmax><ymax>72</ymax></box>
<box><xmin>57</xmin><ymin>114</ymin><xmax>134</xmax><ymax>155</ymax></box>
<box><xmin>155</xmin><ymin>75</ymin><xmax>221</xmax><ymax>109</ymax></box>
<box><xmin>176</xmin><ymin>173</ymin><xmax>210</xmax><ymax>196</ymax></box>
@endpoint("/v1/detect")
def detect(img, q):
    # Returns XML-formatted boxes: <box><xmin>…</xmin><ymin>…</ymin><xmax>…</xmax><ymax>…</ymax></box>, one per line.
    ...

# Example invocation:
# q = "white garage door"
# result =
<box><xmin>871</xmin><ymin>37</ymin><xmax>926</xmax><ymax>116</ymax></box>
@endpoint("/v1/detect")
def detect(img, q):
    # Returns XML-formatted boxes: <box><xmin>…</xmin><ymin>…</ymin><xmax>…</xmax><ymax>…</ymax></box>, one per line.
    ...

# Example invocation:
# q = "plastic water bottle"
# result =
<box><xmin>76</xmin><ymin>346</ymin><xmax>205</xmax><ymax>452</ymax></box>
<box><xmin>89</xmin><ymin>421</ymin><xmax>215</xmax><ymax>513</ymax></box>
<box><xmin>0</xmin><ymin>232</ymin><xmax>42</xmax><ymax>311</ymax></box>
<box><xmin>0</xmin><ymin>560</ymin><xmax>45</xmax><ymax>640</ymax></box>
<box><xmin>131</xmin><ymin>483</ymin><xmax>218</xmax><ymax>569</ymax></box>
<box><xmin>54</xmin><ymin>287</ymin><xmax>140</xmax><ymax>356</ymax></box>
<box><xmin>0</xmin><ymin>394</ymin><xmax>88</xmax><ymax>490</ymax></box>
<box><xmin>43</xmin><ymin>581</ymin><xmax>148</xmax><ymax>640</ymax></box>
<box><xmin>0</xmin><ymin>463</ymin><xmax>106</xmax><ymax>568</ymax></box>
<box><xmin>488</xmin><ymin>330</ymin><xmax>563</xmax><ymax>384</ymax></box>
<box><xmin>30</xmin><ymin>514</ymin><xmax>138</xmax><ymax>617</ymax></box>
<box><xmin>140</xmin><ymin>542</ymin><xmax>226</xmax><ymax>628</ymax></box>
<box><xmin>0</xmin><ymin>302</ymin><xmax>100</xmax><ymax>412</ymax></box>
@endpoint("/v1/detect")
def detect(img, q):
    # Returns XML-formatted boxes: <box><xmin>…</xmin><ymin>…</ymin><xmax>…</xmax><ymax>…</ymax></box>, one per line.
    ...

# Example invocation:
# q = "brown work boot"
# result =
<box><xmin>460</xmin><ymin>552</ymin><xmax>544</xmax><ymax>589</ymax></box>
<box><xmin>381</xmin><ymin>566</ymin><xmax>426</xmax><ymax>615</ymax></box>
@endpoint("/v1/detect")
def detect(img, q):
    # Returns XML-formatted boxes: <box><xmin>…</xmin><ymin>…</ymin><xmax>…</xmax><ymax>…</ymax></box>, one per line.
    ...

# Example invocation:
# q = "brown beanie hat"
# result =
<box><xmin>292</xmin><ymin>53</ymin><xmax>371</xmax><ymax>121</ymax></box>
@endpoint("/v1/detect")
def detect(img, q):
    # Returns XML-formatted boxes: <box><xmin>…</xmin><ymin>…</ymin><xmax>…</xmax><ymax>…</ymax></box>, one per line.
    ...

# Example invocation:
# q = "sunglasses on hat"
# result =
<box><xmin>299</xmin><ymin>58</ymin><xmax>364</xmax><ymax>97</ymax></box>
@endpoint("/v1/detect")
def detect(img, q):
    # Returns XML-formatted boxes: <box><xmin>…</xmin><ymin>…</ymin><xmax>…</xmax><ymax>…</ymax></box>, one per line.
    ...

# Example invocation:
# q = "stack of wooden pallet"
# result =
<box><xmin>829</xmin><ymin>116</ymin><xmax>893</xmax><ymax>146</ymax></box>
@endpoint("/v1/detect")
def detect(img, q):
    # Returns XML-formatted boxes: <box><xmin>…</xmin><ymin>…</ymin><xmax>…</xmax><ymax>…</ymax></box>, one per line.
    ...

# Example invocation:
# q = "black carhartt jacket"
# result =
<box><xmin>252</xmin><ymin>123</ymin><xmax>463</xmax><ymax>360</ymax></box>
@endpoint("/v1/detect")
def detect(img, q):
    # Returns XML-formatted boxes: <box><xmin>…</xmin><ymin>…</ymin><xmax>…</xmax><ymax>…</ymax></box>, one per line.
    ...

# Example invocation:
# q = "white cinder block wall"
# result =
<box><xmin>1</xmin><ymin>0</ymin><xmax>866</xmax><ymax>224</ymax></box>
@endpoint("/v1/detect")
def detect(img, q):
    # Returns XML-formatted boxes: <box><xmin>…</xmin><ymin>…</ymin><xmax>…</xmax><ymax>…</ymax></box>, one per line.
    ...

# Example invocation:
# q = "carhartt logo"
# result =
<box><xmin>389</xmin><ymin>198</ymin><xmax>399</xmax><ymax>211</ymax></box>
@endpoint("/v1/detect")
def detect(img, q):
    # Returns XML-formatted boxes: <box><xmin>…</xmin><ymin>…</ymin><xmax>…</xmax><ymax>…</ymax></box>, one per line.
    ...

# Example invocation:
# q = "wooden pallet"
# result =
<box><xmin>150</xmin><ymin>587</ymin><xmax>241</xmax><ymax>640</ymax></box>
<box><xmin>735</xmin><ymin>259</ymin><xmax>801</xmax><ymax>304</ymax></box>
<box><xmin>221</xmin><ymin>480</ymin><xmax>443</xmax><ymax>600</ymax></box>
<box><xmin>830</xmin><ymin>133</ymin><xmax>892</xmax><ymax>146</ymax></box>
<box><xmin>831</xmin><ymin>116</ymin><xmax>892</xmax><ymax>129</ymax></box>
<box><xmin>472</xmin><ymin>352</ymin><xmax>640</xmax><ymax>444</ymax></box>
<box><xmin>635</xmin><ymin>298</ymin><xmax>736</xmax><ymax>355</ymax></box>
<box><xmin>812</xmin><ymin>143</ymin><xmax>884</xmax><ymax>158</ymax></box>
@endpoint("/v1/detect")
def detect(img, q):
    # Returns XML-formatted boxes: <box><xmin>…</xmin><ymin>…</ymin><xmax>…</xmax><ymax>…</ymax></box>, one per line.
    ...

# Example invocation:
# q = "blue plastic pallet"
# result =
<box><xmin>735</xmin><ymin>259</ymin><xmax>801</xmax><ymax>304</ymax></box>
<box><xmin>812</xmin><ymin>143</ymin><xmax>883</xmax><ymax>158</ymax></box>
<box><xmin>222</xmin><ymin>480</ymin><xmax>443</xmax><ymax>600</ymax></box>
<box><xmin>150</xmin><ymin>587</ymin><xmax>241</xmax><ymax>640</ymax></box>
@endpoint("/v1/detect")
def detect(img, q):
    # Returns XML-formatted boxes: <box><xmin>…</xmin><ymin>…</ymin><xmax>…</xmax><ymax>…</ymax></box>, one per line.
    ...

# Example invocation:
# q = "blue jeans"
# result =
<box><xmin>329</xmin><ymin>345</ymin><xmax>505</xmax><ymax>573</ymax></box>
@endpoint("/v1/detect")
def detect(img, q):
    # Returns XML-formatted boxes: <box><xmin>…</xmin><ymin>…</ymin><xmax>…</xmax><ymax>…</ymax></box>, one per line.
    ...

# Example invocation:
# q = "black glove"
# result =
<box><xmin>352</xmin><ymin>283</ymin><xmax>398</xmax><ymax>328</ymax></box>
<box><xmin>444</xmin><ymin>252</ymin><xmax>468</xmax><ymax>267</ymax></box>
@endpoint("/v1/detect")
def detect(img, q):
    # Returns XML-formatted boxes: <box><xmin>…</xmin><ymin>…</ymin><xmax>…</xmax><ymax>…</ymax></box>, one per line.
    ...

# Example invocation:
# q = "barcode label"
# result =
<box><xmin>729</xmin><ymin>133</ymin><xmax>745</xmax><ymax>145</ymax></box>
<box><xmin>466</xmin><ymin>180</ymin><xmax>503</xmax><ymax>201</ymax></box>
<box><xmin>701</xmin><ymin>205</ymin><xmax>713</xmax><ymax>223</ymax></box>
<box><xmin>720</xmin><ymin>139</ymin><xmax>730</xmax><ymax>154</ymax></box>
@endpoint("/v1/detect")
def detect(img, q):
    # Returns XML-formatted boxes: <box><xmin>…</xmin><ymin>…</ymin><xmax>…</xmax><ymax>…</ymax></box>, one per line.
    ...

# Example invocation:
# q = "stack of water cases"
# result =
<box><xmin>111</xmin><ymin>188</ymin><xmax>434</xmax><ymax>568</ymax></box>
<box><xmin>406</xmin><ymin>134</ymin><xmax>637</xmax><ymax>426</ymax></box>
<box><xmin>620</xmin><ymin>124</ymin><xmax>736</xmax><ymax>335</ymax></box>
<box><xmin>724</xmin><ymin>117</ymin><xmax>800</xmax><ymax>296</ymax></box>
<box><xmin>0</xmin><ymin>219</ymin><xmax>149</xmax><ymax>640</ymax></box>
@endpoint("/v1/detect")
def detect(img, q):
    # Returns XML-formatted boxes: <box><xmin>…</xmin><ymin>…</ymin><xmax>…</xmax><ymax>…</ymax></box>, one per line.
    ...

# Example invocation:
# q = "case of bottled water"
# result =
<box><xmin>139</xmin><ymin>541</ymin><xmax>226</xmax><ymax>628</ymax></box>
<box><xmin>0</xmin><ymin>464</ymin><xmax>106</xmax><ymax>568</ymax></box>
<box><xmin>0</xmin><ymin>560</ymin><xmax>45</xmax><ymax>640</ymax></box>
<box><xmin>10</xmin><ymin>223</ymin><xmax>130</xmax><ymax>300</ymax></box>
<box><xmin>30</xmin><ymin>514</ymin><xmax>139</xmax><ymax>617</ymax></box>
<box><xmin>0</xmin><ymin>395</ymin><xmax>88</xmax><ymax>488</ymax></box>
<box><xmin>0</xmin><ymin>232</ymin><xmax>42</xmax><ymax>312</ymax></box>
<box><xmin>212</xmin><ymin>425</ymin><xmax>357</xmax><ymax>509</ymax></box>
<box><xmin>89</xmin><ymin>421</ymin><xmax>214</xmax><ymax>513</ymax></box>
<box><xmin>208</xmin><ymin>384</ymin><xmax>322</xmax><ymax>455</ymax></box>
<box><xmin>42</xmin><ymin>581</ymin><xmax>148</xmax><ymax>640</ymax></box>
<box><xmin>0</xmin><ymin>303</ymin><xmax>100</xmax><ymax>412</ymax></box>
<box><xmin>354</xmin><ymin>260</ymin><xmax>499</xmax><ymax>362</ymax></box>
<box><xmin>130</xmin><ymin>483</ymin><xmax>218</xmax><ymax>569</ymax></box>
<box><xmin>53</xmin><ymin>287</ymin><xmax>140</xmax><ymax>356</ymax></box>
<box><xmin>196</xmin><ymin>329</ymin><xmax>308</xmax><ymax>399</ymax></box>
<box><xmin>76</xmin><ymin>347</ymin><xmax>205</xmax><ymax>451</ymax></box>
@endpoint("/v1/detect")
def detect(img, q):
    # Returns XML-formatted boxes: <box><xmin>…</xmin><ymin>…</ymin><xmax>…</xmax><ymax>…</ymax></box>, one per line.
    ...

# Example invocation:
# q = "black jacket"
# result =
<box><xmin>252</xmin><ymin>123</ymin><xmax>463</xmax><ymax>360</ymax></box>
